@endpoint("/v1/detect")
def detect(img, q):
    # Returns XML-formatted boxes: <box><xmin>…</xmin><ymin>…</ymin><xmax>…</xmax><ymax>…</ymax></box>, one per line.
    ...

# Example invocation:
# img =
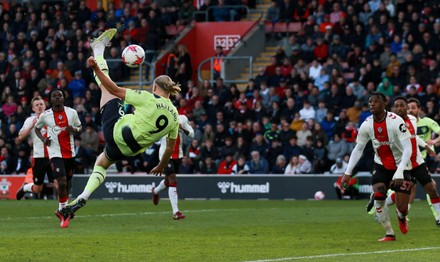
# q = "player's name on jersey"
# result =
<box><xmin>156</xmin><ymin>103</ymin><xmax>178</xmax><ymax>121</ymax></box>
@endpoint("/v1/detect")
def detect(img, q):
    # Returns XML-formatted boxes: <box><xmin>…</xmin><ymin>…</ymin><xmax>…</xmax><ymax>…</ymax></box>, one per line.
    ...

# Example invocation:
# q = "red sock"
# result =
<box><xmin>59</xmin><ymin>196</ymin><xmax>68</xmax><ymax>203</ymax></box>
<box><xmin>431</xmin><ymin>196</ymin><xmax>440</xmax><ymax>204</ymax></box>
<box><xmin>391</xmin><ymin>192</ymin><xmax>396</xmax><ymax>203</ymax></box>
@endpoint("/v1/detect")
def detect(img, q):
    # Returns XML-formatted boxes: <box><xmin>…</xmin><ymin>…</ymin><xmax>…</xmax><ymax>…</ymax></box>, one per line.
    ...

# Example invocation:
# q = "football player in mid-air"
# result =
<box><xmin>62</xmin><ymin>29</ymin><xmax>181</xmax><ymax>221</ymax></box>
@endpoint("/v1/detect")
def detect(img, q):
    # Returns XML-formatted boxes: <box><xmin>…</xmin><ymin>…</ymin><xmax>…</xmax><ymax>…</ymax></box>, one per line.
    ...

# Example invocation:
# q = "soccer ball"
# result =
<box><xmin>314</xmin><ymin>191</ymin><xmax>325</xmax><ymax>200</ymax></box>
<box><xmin>122</xmin><ymin>44</ymin><xmax>145</xmax><ymax>68</ymax></box>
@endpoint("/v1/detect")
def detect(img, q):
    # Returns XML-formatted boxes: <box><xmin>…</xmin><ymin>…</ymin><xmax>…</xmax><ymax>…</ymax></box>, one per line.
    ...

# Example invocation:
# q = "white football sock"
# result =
<box><xmin>59</xmin><ymin>200</ymin><xmax>68</xmax><ymax>211</ymax></box>
<box><xmin>169</xmin><ymin>186</ymin><xmax>179</xmax><ymax>214</ymax></box>
<box><xmin>385</xmin><ymin>193</ymin><xmax>394</xmax><ymax>206</ymax></box>
<box><xmin>24</xmin><ymin>183</ymin><xmax>34</xmax><ymax>192</ymax></box>
<box><xmin>93</xmin><ymin>44</ymin><xmax>105</xmax><ymax>58</ymax></box>
<box><xmin>375</xmin><ymin>200</ymin><xmax>394</xmax><ymax>235</ymax></box>
<box><xmin>154</xmin><ymin>180</ymin><xmax>167</xmax><ymax>194</ymax></box>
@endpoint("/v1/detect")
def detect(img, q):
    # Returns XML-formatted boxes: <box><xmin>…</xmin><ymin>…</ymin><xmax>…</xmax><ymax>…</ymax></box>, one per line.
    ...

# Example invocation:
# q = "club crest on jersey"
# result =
<box><xmin>377</xmin><ymin>127</ymin><xmax>383</xmax><ymax>133</ymax></box>
<box><xmin>58</xmin><ymin>115</ymin><xmax>63</xmax><ymax>120</ymax></box>
<box><xmin>399</xmin><ymin>123</ymin><xmax>407</xmax><ymax>133</ymax></box>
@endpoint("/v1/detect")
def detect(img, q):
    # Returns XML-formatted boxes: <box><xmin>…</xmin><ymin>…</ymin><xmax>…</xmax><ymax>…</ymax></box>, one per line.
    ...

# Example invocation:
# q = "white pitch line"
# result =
<box><xmin>0</xmin><ymin>208</ymin><xmax>245</xmax><ymax>221</ymax></box>
<box><xmin>244</xmin><ymin>247</ymin><xmax>440</xmax><ymax>262</ymax></box>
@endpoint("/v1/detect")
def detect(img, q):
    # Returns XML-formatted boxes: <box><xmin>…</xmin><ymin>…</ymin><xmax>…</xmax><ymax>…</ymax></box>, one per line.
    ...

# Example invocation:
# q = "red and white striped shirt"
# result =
<box><xmin>20</xmin><ymin>115</ymin><xmax>49</xmax><ymax>158</ymax></box>
<box><xmin>35</xmin><ymin>107</ymin><xmax>81</xmax><ymax>159</ymax></box>
<box><xmin>404</xmin><ymin>115</ymin><xmax>425</xmax><ymax>169</ymax></box>
<box><xmin>357</xmin><ymin>112</ymin><xmax>411</xmax><ymax>170</ymax></box>
<box><xmin>159</xmin><ymin>115</ymin><xmax>194</xmax><ymax>160</ymax></box>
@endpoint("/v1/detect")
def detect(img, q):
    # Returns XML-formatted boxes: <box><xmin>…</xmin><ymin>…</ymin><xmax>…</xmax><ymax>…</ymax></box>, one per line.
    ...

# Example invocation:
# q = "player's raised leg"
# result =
<box><xmin>90</xmin><ymin>28</ymin><xmax>118</xmax><ymax>108</ymax></box>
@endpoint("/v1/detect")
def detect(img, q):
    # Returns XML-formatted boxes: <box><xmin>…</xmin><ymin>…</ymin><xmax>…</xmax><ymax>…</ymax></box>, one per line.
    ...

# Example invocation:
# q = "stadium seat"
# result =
<box><xmin>287</xmin><ymin>22</ymin><xmax>302</xmax><ymax>33</ymax></box>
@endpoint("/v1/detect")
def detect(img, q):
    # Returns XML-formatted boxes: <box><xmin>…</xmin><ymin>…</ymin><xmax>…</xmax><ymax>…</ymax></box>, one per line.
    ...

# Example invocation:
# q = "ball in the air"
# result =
<box><xmin>122</xmin><ymin>44</ymin><xmax>145</xmax><ymax>68</ymax></box>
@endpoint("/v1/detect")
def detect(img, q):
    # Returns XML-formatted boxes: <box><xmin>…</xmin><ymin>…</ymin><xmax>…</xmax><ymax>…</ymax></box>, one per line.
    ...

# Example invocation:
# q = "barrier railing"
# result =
<box><xmin>197</xmin><ymin>56</ymin><xmax>253</xmax><ymax>85</ymax></box>
<box><xmin>106</xmin><ymin>50</ymin><xmax>158</xmax><ymax>89</ymax></box>
<box><xmin>192</xmin><ymin>5</ymin><xmax>263</xmax><ymax>22</ymax></box>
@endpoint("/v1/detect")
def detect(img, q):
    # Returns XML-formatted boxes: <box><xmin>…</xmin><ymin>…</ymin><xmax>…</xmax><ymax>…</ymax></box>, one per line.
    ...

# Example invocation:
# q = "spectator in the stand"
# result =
<box><xmin>177</xmin><ymin>44</ymin><xmax>192</xmax><ymax>82</ymax></box>
<box><xmin>177</xmin><ymin>0</ymin><xmax>194</xmax><ymax>26</ymax></box>
<box><xmin>327</xmin><ymin>133</ymin><xmax>348</xmax><ymax>163</ymax></box>
<box><xmin>219</xmin><ymin>136</ymin><xmax>237</xmax><ymax>159</ymax></box>
<box><xmin>200</xmin><ymin>138</ymin><xmax>219</xmax><ymax>164</ymax></box>
<box><xmin>284</xmin><ymin>155</ymin><xmax>299</xmax><ymax>175</ymax></box>
<box><xmin>330</xmin><ymin>157</ymin><xmax>347</xmax><ymax>174</ymax></box>
<box><xmin>213</xmin><ymin>0</ymin><xmax>236</xmax><ymax>22</ymax></box>
<box><xmin>266</xmin><ymin>1</ymin><xmax>280</xmax><ymax>38</ymax></box>
<box><xmin>2</xmin><ymin>95</ymin><xmax>18</xmax><ymax>117</ymax></box>
<box><xmin>231</xmin><ymin>155</ymin><xmax>250</xmax><ymax>175</ymax></box>
<box><xmin>80</xmin><ymin>124</ymin><xmax>99</xmax><ymax>165</ymax></box>
<box><xmin>263</xmin><ymin>122</ymin><xmax>280</xmax><ymax>144</ymax></box>
<box><xmin>346</xmin><ymin>100</ymin><xmax>362</xmax><ymax>124</ymax></box>
<box><xmin>248</xmin><ymin>150</ymin><xmax>269</xmax><ymax>174</ymax></box>
<box><xmin>297</xmin><ymin>154</ymin><xmax>312</xmax><ymax>174</ymax></box>
<box><xmin>341</xmin><ymin>121</ymin><xmax>357</xmax><ymax>151</ymax></box>
<box><xmin>308</xmin><ymin>60</ymin><xmax>322</xmax><ymax>80</ymax></box>
<box><xmin>312</xmin><ymin>122</ymin><xmax>329</xmax><ymax>145</ymax></box>
<box><xmin>296</xmin><ymin>122</ymin><xmax>312</xmax><ymax>147</ymax></box>
<box><xmin>289</xmin><ymin>113</ymin><xmax>304</xmax><ymax>132</ymax></box>
<box><xmin>249</xmin><ymin>133</ymin><xmax>268</xmax><ymax>159</ymax></box>
<box><xmin>187</xmin><ymin>138</ymin><xmax>201</xmax><ymax>163</ymax></box>
<box><xmin>271</xmin><ymin>154</ymin><xmax>286</xmax><ymax>174</ymax></box>
<box><xmin>51</xmin><ymin>61</ymin><xmax>72</xmax><ymax>83</ymax></box>
<box><xmin>314</xmin><ymin>68</ymin><xmax>329</xmax><ymax>91</ymax></box>
<box><xmin>279</xmin><ymin>0</ymin><xmax>294</xmax><ymax>23</ymax></box>
<box><xmin>320</xmin><ymin>110</ymin><xmax>336</xmax><ymax>139</ymax></box>
<box><xmin>334</xmin><ymin>110</ymin><xmax>349</xmax><ymax>136</ymax></box>
<box><xmin>200</xmin><ymin>156</ymin><xmax>217</xmax><ymax>174</ymax></box>
<box><xmin>324</xmin><ymin>84</ymin><xmax>342</xmax><ymax>114</ymax></box>
<box><xmin>67</xmin><ymin>70</ymin><xmax>86</xmax><ymax>99</ymax></box>
<box><xmin>299</xmin><ymin>100</ymin><xmax>316</xmax><ymax>121</ymax></box>
<box><xmin>314</xmin><ymin>37</ymin><xmax>328</xmax><ymax>62</ymax></box>
<box><xmin>179</xmin><ymin>156</ymin><xmax>195</xmax><ymax>174</ymax></box>
<box><xmin>234</xmin><ymin>135</ymin><xmax>249</xmax><ymax>160</ymax></box>
<box><xmin>283</xmin><ymin>136</ymin><xmax>302</xmax><ymax>161</ymax></box>
<box><xmin>217</xmin><ymin>153</ymin><xmax>236</xmax><ymax>174</ymax></box>
<box><xmin>266</xmin><ymin>138</ymin><xmax>283</xmax><ymax>170</ymax></box>
<box><xmin>376</xmin><ymin>77</ymin><xmax>392</xmax><ymax>97</ymax></box>
<box><xmin>348</xmin><ymin>79</ymin><xmax>366</xmax><ymax>101</ymax></box>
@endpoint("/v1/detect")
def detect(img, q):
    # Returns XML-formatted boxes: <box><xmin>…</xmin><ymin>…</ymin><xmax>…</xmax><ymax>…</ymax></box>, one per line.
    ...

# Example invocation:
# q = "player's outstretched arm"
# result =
<box><xmin>416</xmin><ymin>135</ymin><xmax>436</xmax><ymax>156</ymax></box>
<box><xmin>392</xmin><ymin>137</ymin><xmax>412</xmax><ymax>186</ymax></box>
<box><xmin>341</xmin><ymin>143</ymin><xmax>365</xmax><ymax>186</ymax></box>
<box><xmin>17</xmin><ymin>118</ymin><xmax>36</xmax><ymax>143</ymax></box>
<box><xmin>87</xmin><ymin>56</ymin><xmax>126</xmax><ymax>100</ymax></box>
<box><xmin>150</xmin><ymin>137</ymin><xmax>177</xmax><ymax>176</ymax></box>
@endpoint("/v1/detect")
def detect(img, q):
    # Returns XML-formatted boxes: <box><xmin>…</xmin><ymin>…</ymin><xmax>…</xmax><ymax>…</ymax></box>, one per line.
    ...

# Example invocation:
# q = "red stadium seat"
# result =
<box><xmin>287</xmin><ymin>22</ymin><xmax>302</xmax><ymax>33</ymax></box>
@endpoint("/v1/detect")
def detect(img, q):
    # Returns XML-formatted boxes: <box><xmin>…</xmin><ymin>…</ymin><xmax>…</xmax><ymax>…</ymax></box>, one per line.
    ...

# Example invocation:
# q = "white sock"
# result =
<box><xmin>375</xmin><ymin>200</ymin><xmax>394</xmax><ymax>235</ymax></box>
<box><xmin>24</xmin><ymin>183</ymin><xmax>34</xmax><ymax>192</ymax></box>
<box><xmin>433</xmin><ymin>203</ymin><xmax>440</xmax><ymax>219</ymax></box>
<box><xmin>59</xmin><ymin>200</ymin><xmax>68</xmax><ymax>211</ymax></box>
<box><xmin>385</xmin><ymin>193</ymin><xmax>394</xmax><ymax>206</ymax></box>
<box><xmin>154</xmin><ymin>180</ymin><xmax>167</xmax><ymax>194</ymax></box>
<box><xmin>77</xmin><ymin>189</ymin><xmax>92</xmax><ymax>201</ymax></box>
<box><xmin>396</xmin><ymin>208</ymin><xmax>406</xmax><ymax>219</ymax></box>
<box><xmin>169</xmin><ymin>186</ymin><xmax>179</xmax><ymax>214</ymax></box>
<box><xmin>93</xmin><ymin>44</ymin><xmax>105</xmax><ymax>58</ymax></box>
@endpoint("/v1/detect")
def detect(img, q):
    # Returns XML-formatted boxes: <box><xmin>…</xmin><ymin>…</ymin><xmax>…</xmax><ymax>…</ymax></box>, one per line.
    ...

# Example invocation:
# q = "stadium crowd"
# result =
<box><xmin>1</xmin><ymin>0</ymin><xmax>440</xmax><ymax>177</ymax></box>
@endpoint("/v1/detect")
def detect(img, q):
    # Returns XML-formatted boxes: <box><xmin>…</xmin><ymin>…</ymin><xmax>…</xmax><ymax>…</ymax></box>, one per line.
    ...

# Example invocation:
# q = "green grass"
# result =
<box><xmin>1</xmin><ymin>199</ymin><xmax>439</xmax><ymax>261</ymax></box>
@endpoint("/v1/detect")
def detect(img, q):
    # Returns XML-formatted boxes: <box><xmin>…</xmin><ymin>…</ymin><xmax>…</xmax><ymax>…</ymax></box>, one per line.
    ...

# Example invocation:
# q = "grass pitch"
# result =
<box><xmin>1</xmin><ymin>199</ymin><xmax>439</xmax><ymax>261</ymax></box>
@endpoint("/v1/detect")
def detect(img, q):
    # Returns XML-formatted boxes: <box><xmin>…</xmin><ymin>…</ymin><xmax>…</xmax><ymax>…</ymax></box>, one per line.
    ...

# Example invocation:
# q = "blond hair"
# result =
<box><xmin>31</xmin><ymin>96</ymin><xmax>44</xmax><ymax>105</ymax></box>
<box><xmin>154</xmin><ymin>75</ymin><xmax>181</xmax><ymax>96</ymax></box>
